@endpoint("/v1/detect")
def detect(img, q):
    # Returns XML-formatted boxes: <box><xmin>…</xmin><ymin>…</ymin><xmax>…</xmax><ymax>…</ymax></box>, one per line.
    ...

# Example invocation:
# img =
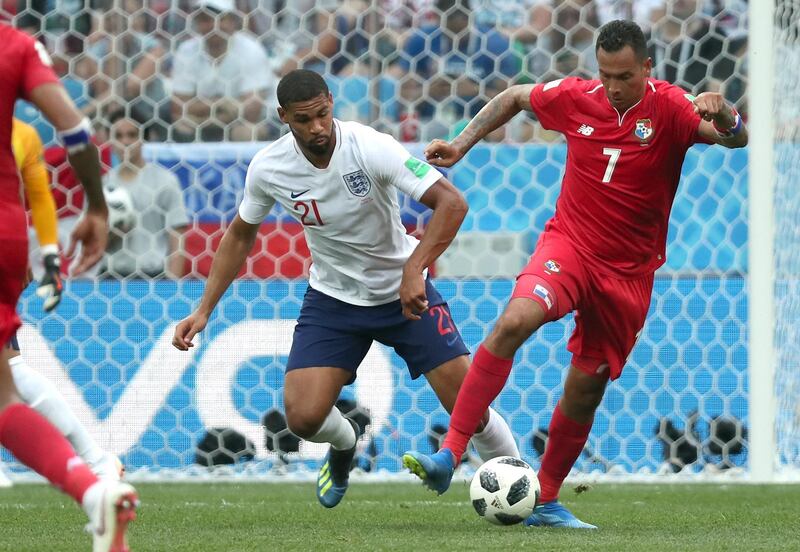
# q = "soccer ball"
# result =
<box><xmin>469</xmin><ymin>456</ymin><xmax>540</xmax><ymax>525</ymax></box>
<box><xmin>105</xmin><ymin>186</ymin><xmax>136</xmax><ymax>232</ymax></box>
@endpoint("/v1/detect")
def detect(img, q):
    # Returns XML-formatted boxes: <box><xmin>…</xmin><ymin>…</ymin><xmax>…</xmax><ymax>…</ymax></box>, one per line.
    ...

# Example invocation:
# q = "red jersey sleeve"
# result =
<box><xmin>18</xmin><ymin>34</ymin><xmax>60</xmax><ymax>100</ymax></box>
<box><xmin>659</xmin><ymin>83</ymin><xmax>714</xmax><ymax>147</ymax></box>
<box><xmin>528</xmin><ymin>77</ymin><xmax>585</xmax><ymax>132</ymax></box>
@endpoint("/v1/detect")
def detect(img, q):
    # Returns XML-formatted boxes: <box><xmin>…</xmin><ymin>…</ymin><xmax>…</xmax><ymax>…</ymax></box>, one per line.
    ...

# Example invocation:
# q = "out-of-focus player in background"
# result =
<box><xmin>173</xmin><ymin>69</ymin><xmax>519</xmax><ymax>509</ymax></box>
<box><xmin>0</xmin><ymin>118</ymin><xmax>122</xmax><ymax>489</ymax></box>
<box><xmin>0</xmin><ymin>23</ymin><xmax>137</xmax><ymax>552</ymax></box>
<box><xmin>403</xmin><ymin>20</ymin><xmax>748</xmax><ymax>528</ymax></box>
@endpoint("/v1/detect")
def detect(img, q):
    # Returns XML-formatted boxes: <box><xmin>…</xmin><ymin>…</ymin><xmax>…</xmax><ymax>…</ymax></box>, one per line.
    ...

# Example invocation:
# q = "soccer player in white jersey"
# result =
<box><xmin>173</xmin><ymin>69</ymin><xmax>519</xmax><ymax>508</ymax></box>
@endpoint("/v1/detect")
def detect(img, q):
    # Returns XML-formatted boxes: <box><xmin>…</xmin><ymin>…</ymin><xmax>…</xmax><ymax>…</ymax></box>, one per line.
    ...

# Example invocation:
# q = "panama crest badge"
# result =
<box><xmin>634</xmin><ymin>118</ymin><xmax>653</xmax><ymax>142</ymax></box>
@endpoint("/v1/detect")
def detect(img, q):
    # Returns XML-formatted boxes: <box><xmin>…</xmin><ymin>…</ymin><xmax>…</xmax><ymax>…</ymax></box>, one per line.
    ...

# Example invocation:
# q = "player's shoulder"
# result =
<box><xmin>248</xmin><ymin>134</ymin><xmax>295</xmax><ymax>173</ymax></box>
<box><xmin>338</xmin><ymin>119</ymin><xmax>390</xmax><ymax>139</ymax></box>
<box><xmin>12</xmin><ymin>117</ymin><xmax>36</xmax><ymax>138</ymax></box>
<box><xmin>538</xmin><ymin>76</ymin><xmax>600</xmax><ymax>95</ymax></box>
<box><xmin>174</xmin><ymin>37</ymin><xmax>202</xmax><ymax>57</ymax></box>
<box><xmin>0</xmin><ymin>24</ymin><xmax>31</xmax><ymax>47</ymax></box>
<box><xmin>650</xmin><ymin>79</ymin><xmax>695</xmax><ymax>107</ymax></box>
<box><xmin>12</xmin><ymin>118</ymin><xmax>43</xmax><ymax>149</ymax></box>
<box><xmin>231</xmin><ymin>33</ymin><xmax>268</xmax><ymax>57</ymax></box>
<box><xmin>338</xmin><ymin>119</ymin><xmax>398</xmax><ymax>152</ymax></box>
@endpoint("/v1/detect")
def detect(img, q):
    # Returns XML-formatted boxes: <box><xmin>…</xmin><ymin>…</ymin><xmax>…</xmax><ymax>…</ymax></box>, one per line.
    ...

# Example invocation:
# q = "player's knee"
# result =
<box><xmin>285</xmin><ymin>406</ymin><xmax>324</xmax><ymax>439</ymax></box>
<box><xmin>493</xmin><ymin>309</ymin><xmax>540</xmax><ymax>347</ymax></box>
<box><xmin>562</xmin><ymin>378</ymin><xmax>606</xmax><ymax>419</ymax></box>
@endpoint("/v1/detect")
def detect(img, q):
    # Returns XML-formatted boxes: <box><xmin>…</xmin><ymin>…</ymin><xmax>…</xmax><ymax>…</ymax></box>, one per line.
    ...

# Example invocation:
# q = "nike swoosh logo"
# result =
<box><xmin>446</xmin><ymin>335</ymin><xmax>459</xmax><ymax>347</ymax></box>
<box><xmin>290</xmin><ymin>189</ymin><xmax>310</xmax><ymax>199</ymax></box>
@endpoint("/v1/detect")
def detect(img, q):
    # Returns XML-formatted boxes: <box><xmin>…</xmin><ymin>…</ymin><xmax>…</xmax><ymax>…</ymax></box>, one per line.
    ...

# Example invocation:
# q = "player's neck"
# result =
<box><xmin>118</xmin><ymin>159</ymin><xmax>145</xmax><ymax>178</ymax></box>
<box><xmin>298</xmin><ymin>132</ymin><xmax>337</xmax><ymax>169</ymax></box>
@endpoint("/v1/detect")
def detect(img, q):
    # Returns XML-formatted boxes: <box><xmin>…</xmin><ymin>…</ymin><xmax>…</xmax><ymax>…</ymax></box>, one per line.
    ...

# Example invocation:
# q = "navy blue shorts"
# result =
<box><xmin>287</xmin><ymin>279</ymin><xmax>469</xmax><ymax>384</ymax></box>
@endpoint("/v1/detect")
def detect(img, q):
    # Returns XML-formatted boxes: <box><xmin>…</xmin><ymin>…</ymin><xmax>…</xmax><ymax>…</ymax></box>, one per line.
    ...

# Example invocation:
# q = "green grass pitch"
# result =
<box><xmin>0</xmin><ymin>482</ymin><xmax>798</xmax><ymax>551</ymax></box>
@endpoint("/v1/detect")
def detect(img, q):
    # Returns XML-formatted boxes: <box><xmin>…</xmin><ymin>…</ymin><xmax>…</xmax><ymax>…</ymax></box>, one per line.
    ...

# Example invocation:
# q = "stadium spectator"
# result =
<box><xmin>101</xmin><ymin>112</ymin><xmax>189</xmax><ymax>279</ymax></box>
<box><xmin>546</xmin><ymin>0</ymin><xmax>600</xmax><ymax>77</ymax></box>
<box><xmin>265</xmin><ymin>0</ymin><xmax>338</xmax><ymax>75</ymax></box>
<box><xmin>593</xmin><ymin>0</ymin><xmax>665</xmax><ymax>33</ymax></box>
<box><xmin>85</xmin><ymin>1</ymin><xmax>170</xmax><ymax>135</ymax></box>
<box><xmin>170</xmin><ymin>0</ymin><xmax>279</xmax><ymax>141</ymax></box>
<box><xmin>395</xmin><ymin>0</ymin><xmax>521</xmax><ymax>139</ymax></box>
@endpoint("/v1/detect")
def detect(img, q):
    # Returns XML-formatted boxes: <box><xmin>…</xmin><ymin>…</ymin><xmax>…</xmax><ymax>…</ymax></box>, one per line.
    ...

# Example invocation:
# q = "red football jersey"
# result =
<box><xmin>0</xmin><ymin>24</ymin><xmax>60</xmax><ymax>231</ymax></box>
<box><xmin>529</xmin><ymin>77</ymin><xmax>712</xmax><ymax>278</ymax></box>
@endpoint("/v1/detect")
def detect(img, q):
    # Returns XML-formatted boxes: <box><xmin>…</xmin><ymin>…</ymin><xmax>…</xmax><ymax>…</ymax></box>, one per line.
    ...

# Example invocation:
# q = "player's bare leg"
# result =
<box><xmin>0</xmin><ymin>349</ymin><xmax>138</xmax><ymax>549</ymax></box>
<box><xmin>284</xmin><ymin>367</ymin><xmax>359</xmax><ymax>508</ymax></box>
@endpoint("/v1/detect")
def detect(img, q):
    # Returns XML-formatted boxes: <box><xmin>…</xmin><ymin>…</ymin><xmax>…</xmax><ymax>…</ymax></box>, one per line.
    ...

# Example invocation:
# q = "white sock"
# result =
<box><xmin>471</xmin><ymin>408</ymin><xmax>520</xmax><ymax>461</ymax></box>
<box><xmin>81</xmin><ymin>480</ymin><xmax>104</xmax><ymax>524</ymax></box>
<box><xmin>306</xmin><ymin>408</ymin><xmax>357</xmax><ymax>451</ymax></box>
<box><xmin>9</xmin><ymin>356</ymin><xmax>106</xmax><ymax>466</ymax></box>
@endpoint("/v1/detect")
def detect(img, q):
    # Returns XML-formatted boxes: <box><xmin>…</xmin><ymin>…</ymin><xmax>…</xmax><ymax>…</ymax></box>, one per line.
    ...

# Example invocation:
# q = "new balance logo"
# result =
<box><xmin>577</xmin><ymin>124</ymin><xmax>594</xmax><ymax>136</ymax></box>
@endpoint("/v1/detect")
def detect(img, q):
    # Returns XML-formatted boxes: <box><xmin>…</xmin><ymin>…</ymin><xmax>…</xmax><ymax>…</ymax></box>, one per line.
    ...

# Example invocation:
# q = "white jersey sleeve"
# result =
<box><xmin>362</xmin><ymin>130</ymin><xmax>442</xmax><ymax>201</ymax></box>
<box><xmin>238</xmin><ymin>151</ymin><xmax>276</xmax><ymax>224</ymax></box>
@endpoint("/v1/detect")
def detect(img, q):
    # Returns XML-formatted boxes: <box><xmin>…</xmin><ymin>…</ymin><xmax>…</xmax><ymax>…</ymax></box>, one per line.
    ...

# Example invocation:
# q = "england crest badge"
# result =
<box><xmin>634</xmin><ymin>118</ymin><xmax>653</xmax><ymax>142</ymax></box>
<box><xmin>343</xmin><ymin>170</ymin><xmax>372</xmax><ymax>197</ymax></box>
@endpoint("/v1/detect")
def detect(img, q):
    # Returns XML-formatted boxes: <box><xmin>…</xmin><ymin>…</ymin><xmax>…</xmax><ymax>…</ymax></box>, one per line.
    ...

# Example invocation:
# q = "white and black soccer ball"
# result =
<box><xmin>469</xmin><ymin>456</ymin><xmax>540</xmax><ymax>526</ymax></box>
<box><xmin>105</xmin><ymin>186</ymin><xmax>136</xmax><ymax>232</ymax></box>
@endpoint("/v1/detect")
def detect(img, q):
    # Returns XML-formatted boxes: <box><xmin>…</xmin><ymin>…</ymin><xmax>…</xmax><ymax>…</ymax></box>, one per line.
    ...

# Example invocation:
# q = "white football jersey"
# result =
<box><xmin>239</xmin><ymin>120</ymin><xmax>442</xmax><ymax>306</ymax></box>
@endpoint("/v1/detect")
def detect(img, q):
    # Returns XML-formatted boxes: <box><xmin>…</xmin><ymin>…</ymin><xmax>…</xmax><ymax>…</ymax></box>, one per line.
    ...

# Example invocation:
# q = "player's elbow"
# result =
<box><xmin>443</xmin><ymin>190</ymin><xmax>468</xmax><ymax>223</ymax></box>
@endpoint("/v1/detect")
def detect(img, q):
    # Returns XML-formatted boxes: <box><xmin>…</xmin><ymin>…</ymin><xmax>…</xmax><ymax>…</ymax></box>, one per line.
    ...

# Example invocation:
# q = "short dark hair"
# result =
<box><xmin>277</xmin><ymin>70</ymin><xmax>329</xmax><ymax>109</ymax></box>
<box><xmin>595</xmin><ymin>20</ymin><xmax>648</xmax><ymax>62</ymax></box>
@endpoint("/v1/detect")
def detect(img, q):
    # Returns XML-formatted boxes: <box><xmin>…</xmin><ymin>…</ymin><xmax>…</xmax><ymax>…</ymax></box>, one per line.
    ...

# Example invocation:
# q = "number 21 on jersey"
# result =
<box><xmin>294</xmin><ymin>200</ymin><xmax>324</xmax><ymax>226</ymax></box>
<box><xmin>602</xmin><ymin>147</ymin><xmax>621</xmax><ymax>183</ymax></box>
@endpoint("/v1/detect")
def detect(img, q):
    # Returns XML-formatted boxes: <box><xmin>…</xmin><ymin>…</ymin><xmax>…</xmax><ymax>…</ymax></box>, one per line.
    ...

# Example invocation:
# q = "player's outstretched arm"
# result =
<box><xmin>425</xmin><ymin>85</ymin><xmax>536</xmax><ymax>168</ymax></box>
<box><xmin>28</xmin><ymin>83</ymin><xmax>109</xmax><ymax>275</ymax></box>
<box><xmin>400</xmin><ymin>178</ymin><xmax>468</xmax><ymax>320</ymax></box>
<box><xmin>172</xmin><ymin>214</ymin><xmax>261</xmax><ymax>350</ymax></box>
<box><xmin>693</xmin><ymin>92</ymin><xmax>748</xmax><ymax>149</ymax></box>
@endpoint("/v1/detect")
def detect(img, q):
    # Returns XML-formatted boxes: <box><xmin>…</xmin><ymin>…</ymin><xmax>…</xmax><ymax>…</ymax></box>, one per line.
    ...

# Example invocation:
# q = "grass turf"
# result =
<box><xmin>0</xmin><ymin>482</ymin><xmax>798</xmax><ymax>551</ymax></box>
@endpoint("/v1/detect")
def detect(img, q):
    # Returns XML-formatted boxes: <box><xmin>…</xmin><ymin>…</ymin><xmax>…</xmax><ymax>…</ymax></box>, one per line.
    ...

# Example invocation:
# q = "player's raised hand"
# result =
<box><xmin>172</xmin><ymin>312</ymin><xmax>209</xmax><ymax>351</ymax></box>
<box><xmin>692</xmin><ymin>92</ymin><xmax>735</xmax><ymax>126</ymax></box>
<box><xmin>424</xmin><ymin>139</ymin><xmax>463</xmax><ymax>168</ymax></box>
<box><xmin>399</xmin><ymin>270</ymin><xmax>428</xmax><ymax>321</ymax></box>
<box><xmin>67</xmin><ymin>211</ymin><xmax>109</xmax><ymax>275</ymax></box>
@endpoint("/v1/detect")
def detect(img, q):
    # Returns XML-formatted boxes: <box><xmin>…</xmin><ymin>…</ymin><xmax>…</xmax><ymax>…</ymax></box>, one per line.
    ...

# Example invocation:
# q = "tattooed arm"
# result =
<box><xmin>423</xmin><ymin>85</ymin><xmax>536</xmax><ymax>168</ymax></box>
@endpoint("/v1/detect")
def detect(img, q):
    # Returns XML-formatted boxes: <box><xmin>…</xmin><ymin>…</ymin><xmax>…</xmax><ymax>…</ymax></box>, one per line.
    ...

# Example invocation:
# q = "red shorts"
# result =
<box><xmin>0</xmin><ymin>237</ymin><xmax>27</xmax><ymax>346</ymax></box>
<box><xmin>511</xmin><ymin>230</ymin><xmax>653</xmax><ymax>380</ymax></box>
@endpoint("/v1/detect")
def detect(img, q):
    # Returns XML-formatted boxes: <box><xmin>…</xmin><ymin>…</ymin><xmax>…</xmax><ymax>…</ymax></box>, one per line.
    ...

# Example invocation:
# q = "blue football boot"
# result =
<box><xmin>524</xmin><ymin>500</ymin><xmax>598</xmax><ymax>529</ymax></box>
<box><xmin>316</xmin><ymin>419</ymin><xmax>359</xmax><ymax>508</ymax></box>
<box><xmin>401</xmin><ymin>448</ymin><xmax>455</xmax><ymax>495</ymax></box>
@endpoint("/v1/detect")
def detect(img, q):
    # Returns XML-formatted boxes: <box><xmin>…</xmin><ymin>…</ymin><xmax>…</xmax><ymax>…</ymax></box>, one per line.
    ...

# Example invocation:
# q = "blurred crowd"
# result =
<box><xmin>2</xmin><ymin>0</ymin><xmax>751</xmax><ymax>280</ymax></box>
<box><xmin>3</xmin><ymin>0</ymin><xmax>749</xmax><ymax>144</ymax></box>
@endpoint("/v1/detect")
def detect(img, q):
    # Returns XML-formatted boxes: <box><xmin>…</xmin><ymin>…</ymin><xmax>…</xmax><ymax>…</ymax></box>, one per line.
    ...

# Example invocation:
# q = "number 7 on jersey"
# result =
<box><xmin>602</xmin><ymin>147</ymin><xmax>621</xmax><ymax>183</ymax></box>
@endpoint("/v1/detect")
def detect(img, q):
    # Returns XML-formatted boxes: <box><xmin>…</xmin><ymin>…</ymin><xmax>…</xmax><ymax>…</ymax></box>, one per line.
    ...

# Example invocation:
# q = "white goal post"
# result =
<box><xmin>747</xmin><ymin>0</ymin><xmax>776</xmax><ymax>482</ymax></box>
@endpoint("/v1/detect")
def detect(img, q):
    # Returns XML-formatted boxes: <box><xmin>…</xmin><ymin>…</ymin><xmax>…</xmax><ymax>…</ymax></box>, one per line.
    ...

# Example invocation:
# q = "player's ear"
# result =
<box><xmin>643</xmin><ymin>57</ymin><xmax>652</xmax><ymax>77</ymax></box>
<box><xmin>327</xmin><ymin>91</ymin><xmax>334</xmax><ymax>108</ymax></box>
<box><xmin>277</xmin><ymin>106</ymin><xmax>287</xmax><ymax>124</ymax></box>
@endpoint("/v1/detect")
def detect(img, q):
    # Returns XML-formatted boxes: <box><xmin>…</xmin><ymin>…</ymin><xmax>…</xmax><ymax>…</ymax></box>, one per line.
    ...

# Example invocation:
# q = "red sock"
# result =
<box><xmin>0</xmin><ymin>403</ymin><xmax>98</xmax><ymax>504</ymax></box>
<box><xmin>441</xmin><ymin>345</ymin><xmax>513</xmax><ymax>465</ymax></box>
<box><xmin>538</xmin><ymin>403</ymin><xmax>592</xmax><ymax>503</ymax></box>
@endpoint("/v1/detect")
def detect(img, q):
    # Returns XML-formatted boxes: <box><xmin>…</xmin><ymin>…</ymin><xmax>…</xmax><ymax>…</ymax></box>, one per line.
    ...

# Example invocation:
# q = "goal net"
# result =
<box><xmin>2</xmin><ymin>0</ymin><xmax>791</xmax><ymax>481</ymax></box>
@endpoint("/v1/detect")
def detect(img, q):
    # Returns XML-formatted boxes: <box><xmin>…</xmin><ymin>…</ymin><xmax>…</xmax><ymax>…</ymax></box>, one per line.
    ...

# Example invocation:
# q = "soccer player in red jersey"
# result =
<box><xmin>403</xmin><ymin>20</ymin><xmax>748</xmax><ymax>528</ymax></box>
<box><xmin>0</xmin><ymin>23</ymin><xmax>137</xmax><ymax>551</ymax></box>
